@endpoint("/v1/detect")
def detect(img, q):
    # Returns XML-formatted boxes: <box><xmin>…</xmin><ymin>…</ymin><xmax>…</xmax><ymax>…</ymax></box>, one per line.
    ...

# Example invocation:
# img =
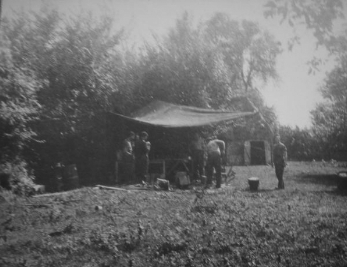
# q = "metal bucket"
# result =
<box><xmin>248</xmin><ymin>177</ymin><xmax>259</xmax><ymax>191</ymax></box>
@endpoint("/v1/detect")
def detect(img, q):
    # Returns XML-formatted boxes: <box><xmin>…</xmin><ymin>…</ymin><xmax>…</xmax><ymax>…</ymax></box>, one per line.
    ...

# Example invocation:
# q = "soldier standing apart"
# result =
<box><xmin>134</xmin><ymin>131</ymin><xmax>151</xmax><ymax>183</ymax></box>
<box><xmin>205</xmin><ymin>136</ymin><xmax>225</xmax><ymax>189</ymax></box>
<box><xmin>273</xmin><ymin>135</ymin><xmax>287</xmax><ymax>189</ymax></box>
<box><xmin>189</xmin><ymin>133</ymin><xmax>205</xmax><ymax>183</ymax></box>
<box><xmin>120</xmin><ymin>131</ymin><xmax>135</xmax><ymax>184</ymax></box>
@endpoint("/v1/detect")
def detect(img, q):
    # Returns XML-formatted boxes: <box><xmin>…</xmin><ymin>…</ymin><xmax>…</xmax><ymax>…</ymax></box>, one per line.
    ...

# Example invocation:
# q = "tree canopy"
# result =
<box><xmin>310</xmin><ymin>39</ymin><xmax>347</xmax><ymax>160</ymax></box>
<box><xmin>264</xmin><ymin>0</ymin><xmax>346</xmax><ymax>73</ymax></box>
<box><xmin>264</xmin><ymin>0</ymin><xmax>345</xmax><ymax>51</ymax></box>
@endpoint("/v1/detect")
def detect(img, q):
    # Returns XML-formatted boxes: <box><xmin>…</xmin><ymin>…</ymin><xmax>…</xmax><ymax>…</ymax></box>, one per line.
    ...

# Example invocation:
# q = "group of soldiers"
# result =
<box><xmin>118</xmin><ymin>130</ymin><xmax>288</xmax><ymax>190</ymax></box>
<box><xmin>190</xmin><ymin>133</ymin><xmax>288</xmax><ymax>190</ymax></box>
<box><xmin>118</xmin><ymin>130</ymin><xmax>227</xmax><ymax>188</ymax></box>
<box><xmin>118</xmin><ymin>131</ymin><xmax>151</xmax><ymax>184</ymax></box>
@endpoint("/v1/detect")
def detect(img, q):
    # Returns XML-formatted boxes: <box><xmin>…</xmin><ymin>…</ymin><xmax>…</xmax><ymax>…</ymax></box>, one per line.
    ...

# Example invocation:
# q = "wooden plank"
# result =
<box><xmin>95</xmin><ymin>185</ymin><xmax>129</xmax><ymax>191</ymax></box>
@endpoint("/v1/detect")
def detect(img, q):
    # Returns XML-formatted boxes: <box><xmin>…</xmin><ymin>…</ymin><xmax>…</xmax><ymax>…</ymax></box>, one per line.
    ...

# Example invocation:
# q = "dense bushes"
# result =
<box><xmin>0</xmin><ymin>161</ymin><xmax>35</xmax><ymax>196</ymax></box>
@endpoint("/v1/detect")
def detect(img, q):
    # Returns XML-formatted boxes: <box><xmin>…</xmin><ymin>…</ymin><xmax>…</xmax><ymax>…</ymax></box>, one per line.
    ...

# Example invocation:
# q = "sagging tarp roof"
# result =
<box><xmin>112</xmin><ymin>100</ymin><xmax>257</xmax><ymax>128</ymax></box>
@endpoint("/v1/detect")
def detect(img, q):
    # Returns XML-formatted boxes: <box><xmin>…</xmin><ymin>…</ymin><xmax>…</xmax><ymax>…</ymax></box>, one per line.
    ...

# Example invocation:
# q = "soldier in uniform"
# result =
<box><xmin>134</xmin><ymin>131</ymin><xmax>151</xmax><ymax>183</ymax></box>
<box><xmin>189</xmin><ymin>133</ymin><xmax>205</xmax><ymax>183</ymax></box>
<box><xmin>205</xmin><ymin>136</ymin><xmax>225</xmax><ymax>189</ymax></box>
<box><xmin>119</xmin><ymin>131</ymin><xmax>135</xmax><ymax>184</ymax></box>
<box><xmin>273</xmin><ymin>135</ymin><xmax>287</xmax><ymax>189</ymax></box>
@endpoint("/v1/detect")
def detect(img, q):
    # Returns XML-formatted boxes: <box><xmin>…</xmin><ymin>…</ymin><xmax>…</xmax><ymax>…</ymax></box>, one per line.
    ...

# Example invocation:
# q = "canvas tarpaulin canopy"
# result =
<box><xmin>113</xmin><ymin>100</ymin><xmax>257</xmax><ymax>127</ymax></box>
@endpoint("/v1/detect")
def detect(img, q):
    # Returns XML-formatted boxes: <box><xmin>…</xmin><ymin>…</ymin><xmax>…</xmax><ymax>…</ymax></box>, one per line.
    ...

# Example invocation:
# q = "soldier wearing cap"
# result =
<box><xmin>273</xmin><ymin>135</ymin><xmax>287</xmax><ymax>189</ymax></box>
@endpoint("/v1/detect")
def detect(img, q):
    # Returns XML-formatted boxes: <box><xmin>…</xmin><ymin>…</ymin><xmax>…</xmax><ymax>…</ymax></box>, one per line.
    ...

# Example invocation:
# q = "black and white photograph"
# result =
<box><xmin>1</xmin><ymin>0</ymin><xmax>347</xmax><ymax>266</ymax></box>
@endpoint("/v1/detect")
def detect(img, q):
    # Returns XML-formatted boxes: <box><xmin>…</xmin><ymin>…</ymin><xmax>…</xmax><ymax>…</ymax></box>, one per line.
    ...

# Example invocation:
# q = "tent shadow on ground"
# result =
<box><xmin>295</xmin><ymin>174</ymin><xmax>339</xmax><ymax>187</ymax></box>
<box><xmin>324</xmin><ymin>188</ymin><xmax>347</xmax><ymax>196</ymax></box>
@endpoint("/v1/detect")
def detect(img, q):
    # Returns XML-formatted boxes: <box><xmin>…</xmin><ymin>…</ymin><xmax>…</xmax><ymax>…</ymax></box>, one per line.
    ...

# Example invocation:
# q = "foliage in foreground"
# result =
<box><xmin>1</xmin><ymin>162</ymin><xmax>347</xmax><ymax>267</ymax></box>
<box><xmin>0</xmin><ymin>161</ymin><xmax>35</xmax><ymax>196</ymax></box>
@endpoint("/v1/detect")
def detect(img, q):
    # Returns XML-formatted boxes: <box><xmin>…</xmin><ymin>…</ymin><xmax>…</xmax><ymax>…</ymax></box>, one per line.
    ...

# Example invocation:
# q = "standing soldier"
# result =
<box><xmin>134</xmin><ymin>131</ymin><xmax>151</xmax><ymax>183</ymax></box>
<box><xmin>189</xmin><ymin>132</ymin><xmax>205</xmax><ymax>183</ymax></box>
<box><xmin>273</xmin><ymin>135</ymin><xmax>287</xmax><ymax>189</ymax></box>
<box><xmin>205</xmin><ymin>136</ymin><xmax>225</xmax><ymax>189</ymax></box>
<box><xmin>120</xmin><ymin>131</ymin><xmax>135</xmax><ymax>184</ymax></box>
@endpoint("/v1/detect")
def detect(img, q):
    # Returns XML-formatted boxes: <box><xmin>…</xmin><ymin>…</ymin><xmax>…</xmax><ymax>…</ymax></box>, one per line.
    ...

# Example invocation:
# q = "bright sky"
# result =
<box><xmin>3</xmin><ymin>0</ymin><xmax>344</xmax><ymax>128</ymax></box>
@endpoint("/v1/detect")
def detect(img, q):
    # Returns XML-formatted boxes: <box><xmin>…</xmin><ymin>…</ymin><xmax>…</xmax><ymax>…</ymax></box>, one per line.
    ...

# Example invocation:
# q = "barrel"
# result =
<box><xmin>64</xmin><ymin>164</ymin><xmax>79</xmax><ymax>190</ymax></box>
<box><xmin>248</xmin><ymin>177</ymin><xmax>259</xmax><ymax>191</ymax></box>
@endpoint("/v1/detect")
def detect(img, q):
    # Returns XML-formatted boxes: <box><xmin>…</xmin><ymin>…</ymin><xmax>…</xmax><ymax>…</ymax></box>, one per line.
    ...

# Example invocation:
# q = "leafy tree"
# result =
<box><xmin>279</xmin><ymin>125</ymin><xmax>318</xmax><ymax>160</ymax></box>
<box><xmin>120</xmin><ymin>13</ymin><xmax>281</xmax><ymax>116</ymax></box>
<box><xmin>0</xmin><ymin>29</ymin><xmax>41</xmax><ymax>163</ymax></box>
<box><xmin>202</xmin><ymin>13</ymin><xmax>281</xmax><ymax>94</ymax></box>
<box><xmin>0</xmin><ymin>23</ymin><xmax>41</xmax><ymax>193</ymax></box>
<box><xmin>1</xmin><ymin>8</ymin><xmax>126</xmax><ymax>186</ymax></box>
<box><xmin>3</xmin><ymin>8</ymin><xmax>124</xmax><ymax>127</ymax></box>
<box><xmin>311</xmin><ymin>49</ymin><xmax>347</xmax><ymax>160</ymax></box>
<box><xmin>112</xmin><ymin>13</ymin><xmax>281</xmax><ymax>159</ymax></box>
<box><xmin>264</xmin><ymin>0</ymin><xmax>345</xmax><ymax>49</ymax></box>
<box><xmin>264</xmin><ymin>0</ymin><xmax>346</xmax><ymax>72</ymax></box>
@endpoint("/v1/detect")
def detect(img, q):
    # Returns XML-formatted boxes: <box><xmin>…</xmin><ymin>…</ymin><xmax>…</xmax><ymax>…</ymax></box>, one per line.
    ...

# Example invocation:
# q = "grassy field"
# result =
<box><xmin>1</xmin><ymin>161</ymin><xmax>347</xmax><ymax>267</ymax></box>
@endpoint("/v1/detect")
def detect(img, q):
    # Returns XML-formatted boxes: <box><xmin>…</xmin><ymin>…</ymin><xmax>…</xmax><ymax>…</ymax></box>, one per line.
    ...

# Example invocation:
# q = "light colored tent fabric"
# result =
<box><xmin>115</xmin><ymin>100</ymin><xmax>257</xmax><ymax>128</ymax></box>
